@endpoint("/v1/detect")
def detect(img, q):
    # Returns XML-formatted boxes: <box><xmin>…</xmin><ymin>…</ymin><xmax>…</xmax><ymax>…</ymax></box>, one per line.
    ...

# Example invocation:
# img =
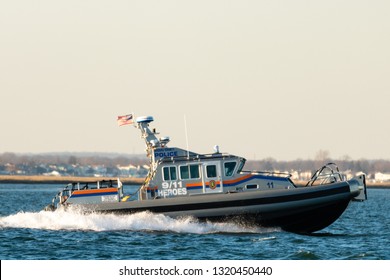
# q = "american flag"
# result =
<box><xmin>117</xmin><ymin>114</ymin><xmax>134</xmax><ymax>126</ymax></box>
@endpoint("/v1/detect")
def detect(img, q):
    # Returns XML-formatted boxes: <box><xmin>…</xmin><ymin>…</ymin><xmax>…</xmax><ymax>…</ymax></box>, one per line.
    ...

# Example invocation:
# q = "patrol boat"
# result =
<box><xmin>45</xmin><ymin>115</ymin><xmax>367</xmax><ymax>234</ymax></box>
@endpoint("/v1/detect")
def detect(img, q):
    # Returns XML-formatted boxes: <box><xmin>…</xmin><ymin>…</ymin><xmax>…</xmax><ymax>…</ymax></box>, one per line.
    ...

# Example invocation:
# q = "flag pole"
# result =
<box><xmin>184</xmin><ymin>115</ymin><xmax>190</xmax><ymax>159</ymax></box>
<box><xmin>132</xmin><ymin>112</ymin><xmax>136</xmax><ymax>127</ymax></box>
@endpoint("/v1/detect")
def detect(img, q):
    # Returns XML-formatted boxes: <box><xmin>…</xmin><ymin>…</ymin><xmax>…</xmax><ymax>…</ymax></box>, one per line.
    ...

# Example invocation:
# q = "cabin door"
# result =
<box><xmin>202</xmin><ymin>161</ymin><xmax>223</xmax><ymax>193</ymax></box>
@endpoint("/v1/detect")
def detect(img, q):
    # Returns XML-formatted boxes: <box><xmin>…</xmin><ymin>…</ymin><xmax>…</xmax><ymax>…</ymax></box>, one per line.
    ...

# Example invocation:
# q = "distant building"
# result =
<box><xmin>43</xmin><ymin>170</ymin><xmax>61</xmax><ymax>177</ymax></box>
<box><xmin>374</xmin><ymin>172</ymin><xmax>390</xmax><ymax>182</ymax></box>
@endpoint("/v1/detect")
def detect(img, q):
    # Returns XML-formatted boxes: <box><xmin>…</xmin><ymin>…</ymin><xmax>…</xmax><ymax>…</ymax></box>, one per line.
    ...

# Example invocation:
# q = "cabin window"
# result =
<box><xmin>180</xmin><ymin>166</ymin><xmax>189</xmax><ymax>179</ymax></box>
<box><xmin>237</xmin><ymin>159</ymin><xmax>246</xmax><ymax>173</ymax></box>
<box><xmin>246</xmin><ymin>184</ymin><xmax>258</xmax><ymax>189</ymax></box>
<box><xmin>163</xmin><ymin>166</ymin><xmax>177</xmax><ymax>181</ymax></box>
<box><xmin>190</xmin><ymin>165</ymin><xmax>200</xmax><ymax>179</ymax></box>
<box><xmin>206</xmin><ymin>165</ymin><xmax>217</xmax><ymax>178</ymax></box>
<box><xmin>224</xmin><ymin>162</ymin><xmax>237</xmax><ymax>177</ymax></box>
<box><xmin>180</xmin><ymin>164</ymin><xmax>200</xmax><ymax>180</ymax></box>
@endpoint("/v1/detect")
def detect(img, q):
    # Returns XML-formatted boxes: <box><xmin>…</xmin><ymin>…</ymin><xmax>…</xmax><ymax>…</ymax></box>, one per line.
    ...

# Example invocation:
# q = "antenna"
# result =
<box><xmin>184</xmin><ymin>115</ymin><xmax>190</xmax><ymax>158</ymax></box>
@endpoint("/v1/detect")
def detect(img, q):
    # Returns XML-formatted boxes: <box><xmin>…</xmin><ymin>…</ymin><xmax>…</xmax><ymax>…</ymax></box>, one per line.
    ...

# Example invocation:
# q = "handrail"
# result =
<box><xmin>159</xmin><ymin>153</ymin><xmax>239</xmax><ymax>163</ymax></box>
<box><xmin>241</xmin><ymin>170</ymin><xmax>292</xmax><ymax>178</ymax></box>
<box><xmin>306</xmin><ymin>162</ymin><xmax>344</xmax><ymax>186</ymax></box>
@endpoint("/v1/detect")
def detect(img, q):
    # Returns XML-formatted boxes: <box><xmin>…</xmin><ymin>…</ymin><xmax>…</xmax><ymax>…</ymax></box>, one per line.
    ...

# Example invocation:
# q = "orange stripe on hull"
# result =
<box><xmin>72</xmin><ymin>187</ymin><xmax>118</xmax><ymax>195</ymax></box>
<box><xmin>186</xmin><ymin>174</ymin><xmax>253</xmax><ymax>188</ymax></box>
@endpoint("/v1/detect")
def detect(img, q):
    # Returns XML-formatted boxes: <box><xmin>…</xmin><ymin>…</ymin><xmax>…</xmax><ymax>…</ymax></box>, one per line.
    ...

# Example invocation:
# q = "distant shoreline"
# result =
<box><xmin>0</xmin><ymin>175</ymin><xmax>389</xmax><ymax>188</ymax></box>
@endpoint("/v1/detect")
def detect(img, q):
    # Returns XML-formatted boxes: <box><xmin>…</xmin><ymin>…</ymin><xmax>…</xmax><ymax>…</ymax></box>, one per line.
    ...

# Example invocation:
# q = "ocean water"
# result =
<box><xmin>0</xmin><ymin>184</ymin><xmax>389</xmax><ymax>260</ymax></box>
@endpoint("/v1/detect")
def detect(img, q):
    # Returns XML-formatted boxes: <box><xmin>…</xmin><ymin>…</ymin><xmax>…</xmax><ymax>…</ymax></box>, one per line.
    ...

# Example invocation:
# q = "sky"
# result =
<box><xmin>1</xmin><ymin>0</ymin><xmax>389</xmax><ymax>161</ymax></box>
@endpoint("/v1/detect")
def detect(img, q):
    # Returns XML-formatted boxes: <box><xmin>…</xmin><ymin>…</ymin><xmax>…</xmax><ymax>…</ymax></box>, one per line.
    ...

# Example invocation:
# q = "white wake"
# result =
<box><xmin>0</xmin><ymin>210</ymin><xmax>278</xmax><ymax>234</ymax></box>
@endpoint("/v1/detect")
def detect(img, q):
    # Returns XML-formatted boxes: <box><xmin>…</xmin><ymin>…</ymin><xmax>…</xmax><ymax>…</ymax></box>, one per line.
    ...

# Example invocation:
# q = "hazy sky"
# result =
<box><xmin>1</xmin><ymin>1</ymin><xmax>389</xmax><ymax>160</ymax></box>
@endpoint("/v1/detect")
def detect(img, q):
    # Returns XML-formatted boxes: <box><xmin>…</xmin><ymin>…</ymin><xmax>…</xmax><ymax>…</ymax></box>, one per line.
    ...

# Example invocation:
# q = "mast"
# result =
<box><xmin>135</xmin><ymin>116</ymin><xmax>159</xmax><ymax>162</ymax></box>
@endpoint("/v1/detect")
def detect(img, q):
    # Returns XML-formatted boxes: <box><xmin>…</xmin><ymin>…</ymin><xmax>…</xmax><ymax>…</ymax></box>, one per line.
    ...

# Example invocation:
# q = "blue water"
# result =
<box><xmin>0</xmin><ymin>184</ymin><xmax>389</xmax><ymax>260</ymax></box>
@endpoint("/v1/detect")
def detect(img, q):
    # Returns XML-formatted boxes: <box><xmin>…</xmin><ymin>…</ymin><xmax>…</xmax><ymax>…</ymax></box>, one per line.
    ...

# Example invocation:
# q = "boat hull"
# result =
<box><xmin>71</xmin><ymin>181</ymin><xmax>359</xmax><ymax>234</ymax></box>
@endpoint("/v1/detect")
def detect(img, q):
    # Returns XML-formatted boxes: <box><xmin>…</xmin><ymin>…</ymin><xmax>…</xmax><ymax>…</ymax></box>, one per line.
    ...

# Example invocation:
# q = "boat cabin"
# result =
<box><xmin>136</xmin><ymin>116</ymin><xmax>295</xmax><ymax>200</ymax></box>
<box><xmin>53</xmin><ymin>179</ymin><xmax>125</xmax><ymax>207</ymax></box>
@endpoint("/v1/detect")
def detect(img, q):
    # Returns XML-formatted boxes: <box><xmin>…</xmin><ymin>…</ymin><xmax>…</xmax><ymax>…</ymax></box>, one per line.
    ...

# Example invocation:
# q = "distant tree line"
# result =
<box><xmin>0</xmin><ymin>152</ymin><xmax>147</xmax><ymax>168</ymax></box>
<box><xmin>2</xmin><ymin>152</ymin><xmax>390</xmax><ymax>174</ymax></box>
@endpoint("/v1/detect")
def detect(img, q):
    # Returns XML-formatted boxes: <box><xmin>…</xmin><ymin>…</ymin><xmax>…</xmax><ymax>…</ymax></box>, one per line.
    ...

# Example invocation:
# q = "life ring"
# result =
<box><xmin>209</xmin><ymin>180</ymin><xmax>216</xmax><ymax>190</ymax></box>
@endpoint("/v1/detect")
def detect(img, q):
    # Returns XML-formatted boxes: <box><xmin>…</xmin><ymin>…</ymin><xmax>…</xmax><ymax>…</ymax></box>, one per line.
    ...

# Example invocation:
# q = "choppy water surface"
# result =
<box><xmin>0</xmin><ymin>184</ymin><xmax>389</xmax><ymax>260</ymax></box>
